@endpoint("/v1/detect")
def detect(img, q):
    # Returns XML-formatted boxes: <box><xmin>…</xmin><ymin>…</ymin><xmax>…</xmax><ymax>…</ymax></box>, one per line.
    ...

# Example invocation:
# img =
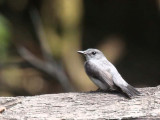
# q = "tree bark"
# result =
<box><xmin>0</xmin><ymin>86</ymin><xmax>160</xmax><ymax>120</ymax></box>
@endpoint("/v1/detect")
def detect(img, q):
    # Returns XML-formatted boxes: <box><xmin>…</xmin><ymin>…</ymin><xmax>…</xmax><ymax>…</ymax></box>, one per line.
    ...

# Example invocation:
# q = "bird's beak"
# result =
<box><xmin>77</xmin><ymin>51</ymin><xmax>85</xmax><ymax>54</ymax></box>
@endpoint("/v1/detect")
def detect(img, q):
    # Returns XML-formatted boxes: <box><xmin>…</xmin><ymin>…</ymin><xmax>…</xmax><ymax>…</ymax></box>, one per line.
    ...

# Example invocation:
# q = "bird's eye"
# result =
<box><xmin>92</xmin><ymin>51</ymin><xmax>96</xmax><ymax>55</ymax></box>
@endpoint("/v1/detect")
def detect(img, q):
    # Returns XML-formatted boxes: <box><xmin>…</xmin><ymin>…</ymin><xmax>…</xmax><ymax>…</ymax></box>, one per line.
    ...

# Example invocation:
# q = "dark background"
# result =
<box><xmin>0</xmin><ymin>0</ymin><xmax>159</xmax><ymax>96</ymax></box>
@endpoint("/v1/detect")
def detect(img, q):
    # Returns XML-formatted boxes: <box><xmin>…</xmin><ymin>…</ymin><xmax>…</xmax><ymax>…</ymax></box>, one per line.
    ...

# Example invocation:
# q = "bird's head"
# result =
<box><xmin>77</xmin><ymin>48</ymin><xmax>105</xmax><ymax>61</ymax></box>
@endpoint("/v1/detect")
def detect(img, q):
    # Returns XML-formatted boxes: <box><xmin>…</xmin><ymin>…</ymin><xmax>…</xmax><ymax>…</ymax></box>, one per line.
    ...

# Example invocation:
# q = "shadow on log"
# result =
<box><xmin>0</xmin><ymin>86</ymin><xmax>160</xmax><ymax>119</ymax></box>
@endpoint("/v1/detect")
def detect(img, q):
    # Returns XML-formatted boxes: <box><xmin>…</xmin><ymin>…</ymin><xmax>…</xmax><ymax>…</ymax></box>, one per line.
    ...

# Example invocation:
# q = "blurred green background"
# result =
<box><xmin>0</xmin><ymin>0</ymin><xmax>160</xmax><ymax>96</ymax></box>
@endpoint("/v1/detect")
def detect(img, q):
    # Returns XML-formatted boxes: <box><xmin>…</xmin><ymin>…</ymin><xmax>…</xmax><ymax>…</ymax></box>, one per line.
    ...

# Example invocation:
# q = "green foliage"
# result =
<box><xmin>0</xmin><ymin>15</ymin><xmax>11</xmax><ymax>62</ymax></box>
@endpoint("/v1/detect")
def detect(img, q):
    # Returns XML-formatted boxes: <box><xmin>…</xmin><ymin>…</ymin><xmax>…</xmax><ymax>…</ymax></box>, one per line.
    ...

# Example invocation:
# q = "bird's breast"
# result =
<box><xmin>84</xmin><ymin>61</ymin><xmax>96</xmax><ymax>77</ymax></box>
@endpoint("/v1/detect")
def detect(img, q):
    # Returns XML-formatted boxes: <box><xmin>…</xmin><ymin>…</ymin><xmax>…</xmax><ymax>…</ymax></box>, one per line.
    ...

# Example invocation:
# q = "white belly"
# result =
<box><xmin>90</xmin><ymin>77</ymin><xmax>109</xmax><ymax>90</ymax></box>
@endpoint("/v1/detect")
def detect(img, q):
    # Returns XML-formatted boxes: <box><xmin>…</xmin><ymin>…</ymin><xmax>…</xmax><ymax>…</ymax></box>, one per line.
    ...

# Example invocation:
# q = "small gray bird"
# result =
<box><xmin>78</xmin><ymin>48</ymin><xmax>140</xmax><ymax>98</ymax></box>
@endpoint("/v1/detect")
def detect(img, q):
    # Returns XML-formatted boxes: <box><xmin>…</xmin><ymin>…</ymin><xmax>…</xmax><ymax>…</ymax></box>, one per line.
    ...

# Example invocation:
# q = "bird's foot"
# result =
<box><xmin>96</xmin><ymin>88</ymin><xmax>105</xmax><ymax>92</ymax></box>
<box><xmin>89</xmin><ymin>88</ymin><xmax>105</xmax><ymax>93</ymax></box>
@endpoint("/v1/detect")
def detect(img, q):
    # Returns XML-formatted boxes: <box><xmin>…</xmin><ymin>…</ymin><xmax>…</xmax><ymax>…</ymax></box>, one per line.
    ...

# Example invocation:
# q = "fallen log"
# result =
<box><xmin>0</xmin><ymin>85</ymin><xmax>160</xmax><ymax>119</ymax></box>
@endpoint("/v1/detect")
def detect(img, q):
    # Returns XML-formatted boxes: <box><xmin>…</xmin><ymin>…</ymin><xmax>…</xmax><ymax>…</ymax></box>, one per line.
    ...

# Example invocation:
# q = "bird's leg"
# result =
<box><xmin>96</xmin><ymin>88</ymin><xmax>104</xmax><ymax>92</ymax></box>
<box><xmin>89</xmin><ymin>88</ymin><xmax>105</xmax><ymax>93</ymax></box>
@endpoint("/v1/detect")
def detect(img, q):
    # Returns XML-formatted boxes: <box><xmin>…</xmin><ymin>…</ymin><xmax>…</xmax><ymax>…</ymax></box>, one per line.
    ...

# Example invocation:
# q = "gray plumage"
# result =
<box><xmin>78</xmin><ymin>48</ymin><xmax>140</xmax><ymax>98</ymax></box>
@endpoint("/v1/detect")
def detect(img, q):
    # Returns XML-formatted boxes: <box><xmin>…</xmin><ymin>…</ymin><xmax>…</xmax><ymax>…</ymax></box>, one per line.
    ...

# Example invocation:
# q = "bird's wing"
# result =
<box><xmin>85</xmin><ymin>61</ymin><xmax>115</xmax><ymax>89</ymax></box>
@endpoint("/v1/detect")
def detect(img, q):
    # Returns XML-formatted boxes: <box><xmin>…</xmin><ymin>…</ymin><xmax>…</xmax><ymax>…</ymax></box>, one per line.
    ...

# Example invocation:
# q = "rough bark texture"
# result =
<box><xmin>0</xmin><ymin>86</ymin><xmax>160</xmax><ymax>120</ymax></box>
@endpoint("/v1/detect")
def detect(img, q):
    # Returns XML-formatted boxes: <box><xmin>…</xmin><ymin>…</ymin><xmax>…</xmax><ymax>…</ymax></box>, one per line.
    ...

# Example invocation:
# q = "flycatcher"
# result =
<box><xmin>78</xmin><ymin>48</ymin><xmax>140</xmax><ymax>98</ymax></box>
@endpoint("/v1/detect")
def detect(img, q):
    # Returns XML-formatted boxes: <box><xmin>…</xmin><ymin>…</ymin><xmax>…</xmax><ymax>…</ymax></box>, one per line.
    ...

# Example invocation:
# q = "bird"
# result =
<box><xmin>77</xmin><ymin>48</ymin><xmax>140</xmax><ymax>98</ymax></box>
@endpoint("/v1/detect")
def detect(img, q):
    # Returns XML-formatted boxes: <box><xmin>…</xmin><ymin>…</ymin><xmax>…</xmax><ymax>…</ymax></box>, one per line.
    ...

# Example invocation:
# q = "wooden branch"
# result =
<box><xmin>14</xmin><ymin>8</ymin><xmax>74</xmax><ymax>92</ymax></box>
<box><xmin>17</xmin><ymin>46</ymin><xmax>74</xmax><ymax>92</ymax></box>
<box><xmin>29</xmin><ymin>8</ymin><xmax>53</xmax><ymax>61</ymax></box>
<box><xmin>0</xmin><ymin>86</ymin><xmax>160</xmax><ymax>119</ymax></box>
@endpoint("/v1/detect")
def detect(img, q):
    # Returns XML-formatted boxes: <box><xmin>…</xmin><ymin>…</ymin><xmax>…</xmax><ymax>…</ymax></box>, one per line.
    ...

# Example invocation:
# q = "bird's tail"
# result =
<box><xmin>121</xmin><ymin>84</ymin><xmax>141</xmax><ymax>98</ymax></box>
